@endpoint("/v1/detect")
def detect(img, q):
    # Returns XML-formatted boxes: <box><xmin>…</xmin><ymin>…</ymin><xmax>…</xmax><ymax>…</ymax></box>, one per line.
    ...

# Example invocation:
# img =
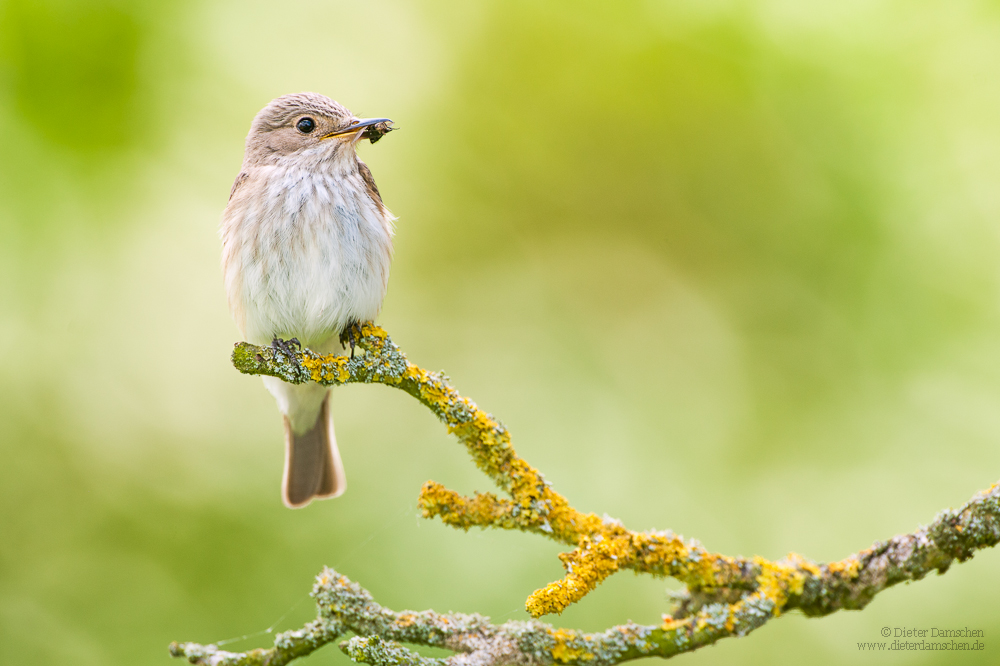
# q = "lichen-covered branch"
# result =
<box><xmin>169</xmin><ymin>567</ymin><xmax>771</xmax><ymax>666</ymax></box>
<box><xmin>171</xmin><ymin>324</ymin><xmax>1000</xmax><ymax>665</ymax></box>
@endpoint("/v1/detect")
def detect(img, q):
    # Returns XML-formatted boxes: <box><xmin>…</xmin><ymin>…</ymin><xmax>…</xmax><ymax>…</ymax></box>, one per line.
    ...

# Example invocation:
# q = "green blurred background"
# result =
<box><xmin>3</xmin><ymin>0</ymin><xmax>1000</xmax><ymax>663</ymax></box>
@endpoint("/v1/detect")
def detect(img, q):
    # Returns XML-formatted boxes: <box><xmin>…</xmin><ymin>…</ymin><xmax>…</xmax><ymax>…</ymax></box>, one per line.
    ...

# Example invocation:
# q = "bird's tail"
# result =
<box><xmin>281</xmin><ymin>391</ymin><xmax>346</xmax><ymax>508</ymax></box>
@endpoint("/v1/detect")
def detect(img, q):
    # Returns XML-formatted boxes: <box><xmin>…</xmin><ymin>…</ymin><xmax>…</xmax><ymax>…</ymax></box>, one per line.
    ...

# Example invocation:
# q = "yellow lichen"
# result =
<box><xmin>753</xmin><ymin>556</ymin><xmax>806</xmax><ymax>617</ymax></box>
<box><xmin>301</xmin><ymin>354</ymin><xmax>349</xmax><ymax>383</ymax></box>
<box><xmin>525</xmin><ymin>534</ymin><xmax>636</xmax><ymax>617</ymax></box>
<box><xmin>827</xmin><ymin>557</ymin><xmax>861</xmax><ymax>579</ymax></box>
<box><xmin>785</xmin><ymin>552</ymin><xmax>822</xmax><ymax>577</ymax></box>
<box><xmin>724</xmin><ymin>606</ymin><xmax>736</xmax><ymax>632</ymax></box>
<box><xmin>359</xmin><ymin>323</ymin><xmax>387</xmax><ymax>340</ymax></box>
<box><xmin>661</xmin><ymin>615</ymin><xmax>686</xmax><ymax>632</ymax></box>
<box><xmin>549</xmin><ymin>629</ymin><xmax>593</xmax><ymax>663</ymax></box>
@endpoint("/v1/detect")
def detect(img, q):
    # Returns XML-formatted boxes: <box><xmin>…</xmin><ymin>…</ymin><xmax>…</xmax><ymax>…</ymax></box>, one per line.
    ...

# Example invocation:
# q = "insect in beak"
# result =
<box><xmin>321</xmin><ymin>118</ymin><xmax>394</xmax><ymax>144</ymax></box>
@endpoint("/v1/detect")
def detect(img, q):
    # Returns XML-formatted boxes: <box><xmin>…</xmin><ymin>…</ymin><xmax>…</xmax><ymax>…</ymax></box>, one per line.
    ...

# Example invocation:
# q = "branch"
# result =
<box><xmin>169</xmin><ymin>567</ymin><xmax>766</xmax><ymax>666</ymax></box>
<box><xmin>170</xmin><ymin>324</ymin><xmax>1000</xmax><ymax>665</ymax></box>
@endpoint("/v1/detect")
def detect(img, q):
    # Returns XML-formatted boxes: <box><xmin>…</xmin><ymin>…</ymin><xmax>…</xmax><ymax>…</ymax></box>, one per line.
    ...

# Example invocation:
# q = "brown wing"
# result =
<box><xmin>356</xmin><ymin>158</ymin><xmax>386</xmax><ymax>212</ymax></box>
<box><xmin>229</xmin><ymin>171</ymin><xmax>248</xmax><ymax>201</ymax></box>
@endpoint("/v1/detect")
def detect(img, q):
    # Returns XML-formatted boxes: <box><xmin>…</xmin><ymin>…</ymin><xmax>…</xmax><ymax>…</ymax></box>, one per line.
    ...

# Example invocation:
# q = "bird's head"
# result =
<box><xmin>243</xmin><ymin>92</ymin><xmax>393</xmax><ymax>167</ymax></box>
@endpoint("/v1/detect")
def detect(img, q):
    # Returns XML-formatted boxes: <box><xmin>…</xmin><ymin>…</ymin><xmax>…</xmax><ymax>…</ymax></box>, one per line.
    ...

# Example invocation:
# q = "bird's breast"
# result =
<box><xmin>221</xmin><ymin>164</ymin><xmax>394</xmax><ymax>348</ymax></box>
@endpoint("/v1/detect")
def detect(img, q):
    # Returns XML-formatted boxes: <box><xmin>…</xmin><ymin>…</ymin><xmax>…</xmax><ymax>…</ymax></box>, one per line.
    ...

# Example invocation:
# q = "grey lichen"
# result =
<box><xmin>342</xmin><ymin>636</ymin><xmax>445</xmax><ymax>666</ymax></box>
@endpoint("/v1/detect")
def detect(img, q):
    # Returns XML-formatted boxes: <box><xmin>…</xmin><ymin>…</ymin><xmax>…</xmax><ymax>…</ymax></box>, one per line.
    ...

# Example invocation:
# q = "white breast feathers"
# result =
<box><xmin>221</xmin><ymin>154</ymin><xmax>394</xmax><ymax>349</ymax></box>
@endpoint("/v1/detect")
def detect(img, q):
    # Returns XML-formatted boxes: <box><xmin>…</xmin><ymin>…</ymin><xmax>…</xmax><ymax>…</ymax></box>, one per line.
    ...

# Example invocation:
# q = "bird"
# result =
<box><xmin>220</xmin><ymin>92</ymin><xmax>395</xmax><ymax>508</ymax></box>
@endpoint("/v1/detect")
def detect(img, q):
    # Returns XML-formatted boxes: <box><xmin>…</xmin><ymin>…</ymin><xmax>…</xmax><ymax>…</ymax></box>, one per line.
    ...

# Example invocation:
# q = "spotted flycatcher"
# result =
<box><xmin>221</xmin><ymin>93</ymin><xmax>395</xmax><ymax>508</ymax></box>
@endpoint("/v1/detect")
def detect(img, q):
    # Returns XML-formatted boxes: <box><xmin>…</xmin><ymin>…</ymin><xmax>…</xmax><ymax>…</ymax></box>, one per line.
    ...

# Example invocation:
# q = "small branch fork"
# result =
<box><xmin>170</xmin><ymin>324</ymin><xmax>1000</xmax><ymax>666</ymax></box>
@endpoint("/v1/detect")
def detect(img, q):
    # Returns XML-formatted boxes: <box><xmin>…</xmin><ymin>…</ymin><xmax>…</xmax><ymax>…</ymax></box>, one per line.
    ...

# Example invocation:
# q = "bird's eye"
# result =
<box><xmin>296</xmin><ymin>117</ymin><xmax>316</xmax><ymax>133</ymax></box>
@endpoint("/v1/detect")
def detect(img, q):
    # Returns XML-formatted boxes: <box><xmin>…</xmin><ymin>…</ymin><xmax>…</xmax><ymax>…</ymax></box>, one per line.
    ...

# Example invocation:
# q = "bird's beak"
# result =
<box><xmin>321</xmin><ymin>118</ymin><xmax>393</xmax><ymax>141</ymax></box>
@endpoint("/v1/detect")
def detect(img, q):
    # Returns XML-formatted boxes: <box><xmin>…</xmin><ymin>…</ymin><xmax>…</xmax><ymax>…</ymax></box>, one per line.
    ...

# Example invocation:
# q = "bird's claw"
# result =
<box><xmin>271</xmin><ymin>337</ymin><xmax>302</xmax><ymax>368</ymax></box>
<box><xmin>339</xmin><ymin>322</ymin><xmax>363</xmax><ymax>359</ymax></box>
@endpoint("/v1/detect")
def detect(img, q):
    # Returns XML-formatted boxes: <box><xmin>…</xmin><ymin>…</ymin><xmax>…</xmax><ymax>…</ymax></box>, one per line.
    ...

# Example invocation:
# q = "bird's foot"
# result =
<box><xmin>339</xmin><ymin>321</ymin><xmax>364</xmax><ymax>359</ymax></box>
<box><xmin>271</xmin><ymin>337</ymin><xmax>303</xmax><ymax>367</ymax></box>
